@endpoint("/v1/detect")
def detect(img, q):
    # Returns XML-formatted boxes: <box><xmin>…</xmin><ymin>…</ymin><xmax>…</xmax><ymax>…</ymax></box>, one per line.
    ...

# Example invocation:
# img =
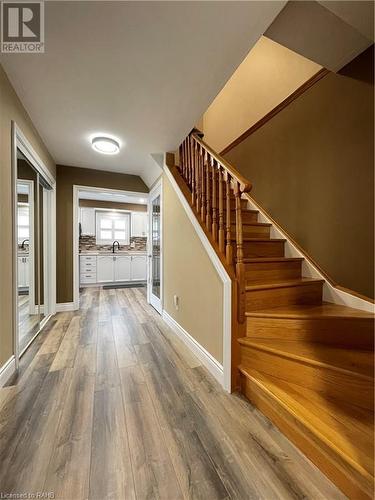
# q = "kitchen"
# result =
<box><xmin>77</xmin><ymin>189</ymin><xmax>148</xmax><ymax>290</ymax></box>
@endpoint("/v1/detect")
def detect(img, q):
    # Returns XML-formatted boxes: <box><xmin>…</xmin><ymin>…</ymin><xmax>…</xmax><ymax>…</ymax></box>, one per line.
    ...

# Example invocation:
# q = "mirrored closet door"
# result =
<box><xmin>16</xmin><ymin>150</ymin><xmax>52</xmax><ymax>355</ymax></box>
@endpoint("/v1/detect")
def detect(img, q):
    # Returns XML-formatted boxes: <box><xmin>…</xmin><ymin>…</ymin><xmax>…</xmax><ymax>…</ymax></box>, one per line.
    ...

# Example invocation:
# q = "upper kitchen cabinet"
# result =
<box><xmin>131</xmin><ymin>212</ymin><xmax>148</xmax><ymax>237</ymax></box>
<box><xmin>80</xmin><ymin>207</ymin><xmax>95</xmax><ymax>235</ymax></box>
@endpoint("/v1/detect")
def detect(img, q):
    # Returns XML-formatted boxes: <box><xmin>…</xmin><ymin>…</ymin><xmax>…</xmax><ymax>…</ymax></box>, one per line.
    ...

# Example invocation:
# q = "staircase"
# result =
<box><xmin>174</xmin><ymin>129</ymin><xmax>374</xmax><ymax>499</ymax></box>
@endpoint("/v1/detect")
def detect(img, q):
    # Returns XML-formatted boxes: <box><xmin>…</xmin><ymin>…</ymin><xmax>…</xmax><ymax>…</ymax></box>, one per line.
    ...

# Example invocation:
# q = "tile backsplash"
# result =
<box><xmin>79</xmin><ymin>235</ymin><xmax>147</xmax><ymax>252</ymax></box>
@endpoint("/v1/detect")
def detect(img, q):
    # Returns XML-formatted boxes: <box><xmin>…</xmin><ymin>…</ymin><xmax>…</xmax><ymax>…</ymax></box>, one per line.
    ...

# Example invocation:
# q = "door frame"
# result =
<box><xmin>147</xmin><ymin>178</ymin><xmax>163</xmax><ymax>314</ymax></box>
<box><xmin>72</xmin><ymin>185</ymin><xmax>149</xmax><ymax>308</ymax></box>
<box><xmin>12</xmin><ymin>122</ymin><xmax>56</xmax><ymax>365</ymax></box>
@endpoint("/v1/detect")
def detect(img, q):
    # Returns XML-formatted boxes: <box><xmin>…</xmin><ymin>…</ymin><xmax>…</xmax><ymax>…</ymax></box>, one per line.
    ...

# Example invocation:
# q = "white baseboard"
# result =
<box><xmin>162</xmin><ymin>310</ymin><xmax>224</xmax><ymax>388</ymax></box>
<box><xmin>56</xmin><ymin>301</ymin><xmax>78</xmax><ymax>312</ymax></box>
<box><xmin>0</xmin><ymin>356</ymin><xmax>16</xmax><ymax>388</ymax></box>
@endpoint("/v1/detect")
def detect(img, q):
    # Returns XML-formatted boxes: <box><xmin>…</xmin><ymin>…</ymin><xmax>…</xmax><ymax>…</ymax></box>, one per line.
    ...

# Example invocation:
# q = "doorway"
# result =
<box><xmin>13</xmin><ymin>123</ymin><xmax>56</xmax><ymax>361</ymax></box>
<box><xmin>148</xmin><ymin>179</ymin><xmax>162</xmax><ymax>314</ymax></box>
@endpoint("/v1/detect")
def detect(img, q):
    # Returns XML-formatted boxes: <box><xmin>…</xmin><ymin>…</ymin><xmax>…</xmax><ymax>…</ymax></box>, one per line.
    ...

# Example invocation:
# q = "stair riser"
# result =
<box><xmin>245</xmin><ymin>260</ymin><xmax>302</xmax><ymax>283</ymax></box>
<box><xmin>232</xmin><ymin>225</ymin><xmax>271</xmax><ymax>239</ymax></box>
<box><xmin>246</xmin><ymin>317</ymin><xmax>375</xmax><ymax>350</ymax></box>
<box><xmin>240</xmin><ymin>346</ymin><xmax>373</xmax><ymax>411</ymax></box>
<box><xmin>215</xmin><ymin>198</ymin><xmax>248</xmax><ymax>209</ymax></box>
<box><xmin>239</xmin><ymin>240</ymin><xmax>285</xmax><ymax>258</ymax></box>
<box><xmin>229</xmin><ymin>211</ymin><xmax>258</xmax><ymax>223</ymax></box>
<box><xmin>246</xmin><ymin>282</ymin><xmax>323</xmax><ymax>311</ymax></box>
<box><xmin>241</xmin><ymin>373</ymin><xmax>373</xmax><ymax>500</ymax></box>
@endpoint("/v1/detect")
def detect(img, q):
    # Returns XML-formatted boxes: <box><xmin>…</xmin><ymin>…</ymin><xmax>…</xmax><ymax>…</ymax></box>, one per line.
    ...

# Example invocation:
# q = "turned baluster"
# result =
<box><xmin>206</xmin><ymin>154</ymin><xmax>212</xmax><ymax>230</ymax></box>
<box><xmin>195</xmin><ymin>143</ymin><xmax>201</xmax><ymax>213</ymax></box>
<box><xmin>177</xmin><ymin>144</ymin><xmax>183</xmax><ymax>173</ymax></box>
<box><xmin>200</xmin><ymin>149</ymin><xmax>206</xmax><ymax>223</ymax></box>
<box><xmin>187</xmin><ymin>137</ymin><xmax>192</xmax><ymax>188</ymax></box>
<box><xmin>211</xmin><ymin>160</ymin><xmax>218</xmax><ymax>242</ymax></box>
<box><xmin>234</xmin><ymin>181</ymin><xmax>245</xmax><ymax>323</ymax></box>
<box><xmin>218</xmin><ymin>168</ymin><xmax>225</xmax><ymax>253</ymax></box>
<box><xmin>225</xmin><ymin>173</ymin><xmax>233</xmax><ymax>265</ymax></box>
<box><xmin>190</xmin><ymin>136</ymin><xmax>195</xmax><ymax>206</ymax></box>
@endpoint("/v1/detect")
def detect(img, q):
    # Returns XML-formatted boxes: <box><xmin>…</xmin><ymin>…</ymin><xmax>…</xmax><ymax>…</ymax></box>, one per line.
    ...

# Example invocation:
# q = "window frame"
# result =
<box><xmin>17</xmin><ymin>202</ymin><xmax>30</xmax><ymax>244</ymax></box>
<box><xmin>95</xmin><ymin>210</ymin><xmax>131</xmax><ymax>245</ymax></box>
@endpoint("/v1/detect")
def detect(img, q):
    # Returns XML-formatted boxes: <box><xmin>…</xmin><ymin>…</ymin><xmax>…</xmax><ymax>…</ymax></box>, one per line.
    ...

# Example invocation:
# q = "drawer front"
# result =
<box><xmin>81</xmin><ymin>262</ymin><xmax>97</xmax><ymax>272</ymax></box>
<box><xmin>80</xmin><ymin>255</ymin><xmax>97</xmax><ymax>263</ymax></box>
<box><xmin>80</xmin><ymin>273</ymin><xmax>96</xmax><ymax>284</ymax></box>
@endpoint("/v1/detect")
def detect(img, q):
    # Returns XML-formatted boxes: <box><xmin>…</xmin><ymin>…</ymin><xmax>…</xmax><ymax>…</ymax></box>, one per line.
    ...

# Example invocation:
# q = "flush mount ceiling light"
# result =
<box><xmin>91</xmin><ymin>136</ymin><xmax>120</xmax><ymax>155</ymax></box>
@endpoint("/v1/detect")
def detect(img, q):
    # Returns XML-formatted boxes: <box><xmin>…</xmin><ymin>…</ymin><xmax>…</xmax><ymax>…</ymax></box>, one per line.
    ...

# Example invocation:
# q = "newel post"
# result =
<box><xmin>234</xmin><ymin>181</ymin><xmax>246</xmax><ymax>323</ymax></box>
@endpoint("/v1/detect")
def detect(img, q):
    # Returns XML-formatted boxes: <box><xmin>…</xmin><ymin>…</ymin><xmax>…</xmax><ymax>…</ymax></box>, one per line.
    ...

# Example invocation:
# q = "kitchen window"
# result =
<box><xmin>17</xmin><ymin>203</ymin><xmax>30</xmax><ymax>244</ymax></box>
<box><xmin>96</xmin><ymin>211</ymin><xmax>130</xmax><ymax>245</ymax></box>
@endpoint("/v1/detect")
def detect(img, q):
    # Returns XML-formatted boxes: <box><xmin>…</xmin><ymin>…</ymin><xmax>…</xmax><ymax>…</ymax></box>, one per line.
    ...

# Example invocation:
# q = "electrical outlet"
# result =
<box><xmin>173</xmin><ymin>295</ymin><xmax>179</xmax><ymax>310</ymax></box>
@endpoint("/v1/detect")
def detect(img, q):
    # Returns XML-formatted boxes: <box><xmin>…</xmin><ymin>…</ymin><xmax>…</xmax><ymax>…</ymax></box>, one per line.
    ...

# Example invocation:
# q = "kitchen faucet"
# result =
<box><xmin>112</xmin><ymin>240</ymin><xmax>120</xmax><ymax>253</ymax></box>
<box><xmin>21</xmin><ymin>239</ymin><xmax>29</xmax><ymax>249</ymax></box>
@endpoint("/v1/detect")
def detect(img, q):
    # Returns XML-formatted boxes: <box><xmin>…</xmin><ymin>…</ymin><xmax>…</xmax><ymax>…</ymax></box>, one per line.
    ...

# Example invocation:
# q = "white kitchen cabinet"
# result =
<box><xmin>114</xmin><ymin>256</ymin><xmax>131</xmax><ymax>282</ymax></box>
<box><xmin>97</xmin><ymin>255</ymin><xmax>114</xmax><ymax>283</ymax></box>
<box><xmin>80</xmin><ymin>207</ymin><xmax>96</xmax><ymax>235</ymax></box>
<box><xmin>131</xmin><ymin>212</ymin><xmax>148</xmax><ymax>237</ymax></box>
<box><xmin>18</xmin><ymin>256</ymin><xmax>29</xmax><ymax>288</ymax></box>
<box><xmin>131</xmin><ymin>255</ymin><xmax>147</xmax><ymax>281</ymax></box>
<box><xmin>80</xmin><ymin>253</ymin><xmax>147</xmax><ymax>286</ymax></box>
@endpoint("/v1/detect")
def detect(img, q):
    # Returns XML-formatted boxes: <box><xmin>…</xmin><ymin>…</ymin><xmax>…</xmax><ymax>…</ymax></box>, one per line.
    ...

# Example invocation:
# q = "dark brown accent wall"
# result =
<box><xmin>225</xmin><ymin>46</ymin><xmax>374</xmax><ymax>298</ymax></box>
<box><xmin>56</xmin><ymin>165</ymin><xmax>148</xmax><ymax>303</ymax></box>
<box><xmin>79</xmin><ymin>199</ymin><xmax>147</xmax><ymax>212</ymax></box>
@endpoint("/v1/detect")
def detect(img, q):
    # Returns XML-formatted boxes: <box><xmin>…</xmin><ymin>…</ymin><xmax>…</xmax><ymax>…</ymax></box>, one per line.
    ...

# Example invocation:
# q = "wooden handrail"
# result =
<box><xmin>190</xmin><ymin>132</ymin><xmax>252</xmax><ymax>194</ymax></box>
<box><xmin>178</xmin><ymin>129</ymin><xmax>253</xmax><ymax>324</ymax></box>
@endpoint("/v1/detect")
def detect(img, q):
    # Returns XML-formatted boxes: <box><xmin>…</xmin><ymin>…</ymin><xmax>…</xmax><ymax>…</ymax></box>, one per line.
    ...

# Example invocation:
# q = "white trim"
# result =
<box><xmin>73</xmin><ymin>184</ymin><xmax>149</xmax><ymax>310</ymax></box>
<box><xmin>56</xmin><ymin>302</ymin><xmax>78</xmax><ymax>312</ymax></box>
<box><xmin>0</xmin><ymin>356</ymin><xmax>16</xmax><ymax>388</ymax></box>
<box><xmin>162</xmin><ymin>310</ymin><xmax>224</xmax><ymax>386</ymax></box>
<box><xmin>14</xmin><ymin>124</ymin><xmax>55</xmax><ymax>188</ymax></box>
<box><xmin>164</xmin><ymin>161</ymin><xmax>232</xmax><ymax>392</ymax></box>
<box><xmin>12</xmin><ymin>121</ymin><xmax>57</xmax><ymax>367</ymax></box>
<box><xmin>244</xmin><ymin>193</ymin><xmax>374</xmax><ymax>314</ymax></box>
<box><xmin>147</xmin><ymin>178</ymin><xmax>163</xmax><ymax>314</ymax></box>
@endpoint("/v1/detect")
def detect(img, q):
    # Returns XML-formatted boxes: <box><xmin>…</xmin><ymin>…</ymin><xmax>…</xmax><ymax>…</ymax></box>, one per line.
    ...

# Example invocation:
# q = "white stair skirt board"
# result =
<box><xmin>0</xmin><ymin>356</ymin><xmax>16</xmax><ymax>388</ymax></box>
<box><xmin>164</xmin><ymin>160</ymin><xmax>231</xmax><ymax>392</ymax></box>
<box><xmin>56</xmin><ymin>302</ymin><xmax>78</xmax><ymax>312</ymax></box>
<box><xmin>162</xmin><ymin>311</ymin><xmax>224</xmax><ymax>387</ymax></box>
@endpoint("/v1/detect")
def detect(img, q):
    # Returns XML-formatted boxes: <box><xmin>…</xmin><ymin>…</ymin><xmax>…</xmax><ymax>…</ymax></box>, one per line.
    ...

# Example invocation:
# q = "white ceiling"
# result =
<box><xmin>0</xmin><ymin>1</ymin><xmax>285</xmax><ymax>186</ymax></box>
<box><xmin>79</xmin><ymin>189</ymin><xmax>147</xmax><ymax>205</ymax></box>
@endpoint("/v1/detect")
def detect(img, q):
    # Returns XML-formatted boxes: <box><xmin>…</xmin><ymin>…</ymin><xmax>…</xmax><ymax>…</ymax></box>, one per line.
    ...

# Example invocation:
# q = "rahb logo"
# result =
<box><xmin>1</xmin><ymin>1</ymin><xmax>44</xmax><ymax>53</ymax></box>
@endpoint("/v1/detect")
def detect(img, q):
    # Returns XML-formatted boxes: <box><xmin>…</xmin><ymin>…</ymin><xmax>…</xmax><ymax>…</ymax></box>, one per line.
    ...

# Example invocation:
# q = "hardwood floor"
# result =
<box><xmin>0</xmin><ymin>287</ymin><xmax>345</xmax><ymax>499</ymax></box>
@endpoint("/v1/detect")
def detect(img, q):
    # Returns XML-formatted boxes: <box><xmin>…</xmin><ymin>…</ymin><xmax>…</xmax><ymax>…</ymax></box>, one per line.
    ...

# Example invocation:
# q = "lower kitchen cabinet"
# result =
<box><xmin>82</xmin><ymin>254</ymin><xmax>147</xmax><ymax>285</ymax></box>
<box><xmin>131</xmin><ymin>255</ymin><xmax>147</xmax><ymax>281</ymax></box>
<box><xmin>115</xmin><ymin>256</ymin><xmax>131</xmax><ymax>282</ymax></box>
<box><xmin>96</xmin><ymin>255</ymin><xmax>114</xmax><ymax>283</ymax></box>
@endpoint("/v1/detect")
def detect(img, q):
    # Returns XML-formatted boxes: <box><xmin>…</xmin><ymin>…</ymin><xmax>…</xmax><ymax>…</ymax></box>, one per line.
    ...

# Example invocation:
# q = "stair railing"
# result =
<box><xmin>178</xmin><ymin>130</ymin><xmax>252</xmax><ymax>322</ymax></box>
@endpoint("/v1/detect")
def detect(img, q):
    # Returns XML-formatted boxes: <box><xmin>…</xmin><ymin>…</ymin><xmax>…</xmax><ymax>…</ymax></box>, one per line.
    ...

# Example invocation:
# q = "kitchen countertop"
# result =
<box><xmin>79</xmin><ymin>251</ymin><xmax>147</xmax><ymax>256</ymax></box>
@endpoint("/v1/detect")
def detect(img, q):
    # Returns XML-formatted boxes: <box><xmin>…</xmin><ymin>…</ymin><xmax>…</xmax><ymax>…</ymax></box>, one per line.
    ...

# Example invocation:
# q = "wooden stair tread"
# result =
<box><xmin>245</xmin><ymin>302</ymin><xmax>375</xmax><ymax>320</ymax></box>
<box><xmin>244</xmin><ymin>257</ymin><xmax>304</xmax><ymax>263</ymax></box>
<box><xmin>239</xmin><ymin>338</ymin><xmax>373</xmax><ymax>378</ymax></box>
<box><xmin>231</xmin><ymin>237</ymin><xmax>286</xmax><ymax>242</ymax></box>
<box><xmin>245</xmin><ymin>277</ymin><xmax>324</xmax><ymax>291</ymax></box>
<box><xmin>239</xmin><ymin>366</ymin><xmax>374</xmax><ymax>477</ymax></box>
<box><xmin>231</xmin><ymin>221</ymin><xmax>271</xmax><ymax>227</ymax></box>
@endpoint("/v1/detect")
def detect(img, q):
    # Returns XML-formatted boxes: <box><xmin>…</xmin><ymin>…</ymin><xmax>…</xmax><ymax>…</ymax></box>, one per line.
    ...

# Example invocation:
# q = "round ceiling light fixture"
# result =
<box><xmin>91</xmin><ymin>136</ymin><xmax>120</xmax><ymax>155</ymax></box>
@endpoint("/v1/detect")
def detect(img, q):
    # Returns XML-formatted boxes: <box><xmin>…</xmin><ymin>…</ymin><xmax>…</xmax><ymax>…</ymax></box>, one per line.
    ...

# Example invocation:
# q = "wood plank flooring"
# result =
<box><xmin>0</xmin><ymin>287</ymin><xmax>345</xmax><ymax>499</ymax></box>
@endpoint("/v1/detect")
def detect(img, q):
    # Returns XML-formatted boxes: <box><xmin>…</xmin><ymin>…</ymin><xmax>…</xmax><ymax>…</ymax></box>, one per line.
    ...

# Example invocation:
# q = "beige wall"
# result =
<box><xmin>202</xmin><ymin>36</ymin><xmax>321</xmax><ymax>152</ymax></box>
<box><xmin>225</xmin><ymin>46</ymin><xmax>374</xmax><ymax>298</ymax></box>
<box><xmin>163</xmin><ymin>175</ymin><xmax>223</xmax><ymax>363</ymax></box>
<box><xmin>0</xmin><ymin>64</ymin><xmax>55</xmax><ymax>367</ymax></box>
<box><xmin>56</xmin><ymin>165</ymin><xmax>148</xmax><ymax>304</ymax></box>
